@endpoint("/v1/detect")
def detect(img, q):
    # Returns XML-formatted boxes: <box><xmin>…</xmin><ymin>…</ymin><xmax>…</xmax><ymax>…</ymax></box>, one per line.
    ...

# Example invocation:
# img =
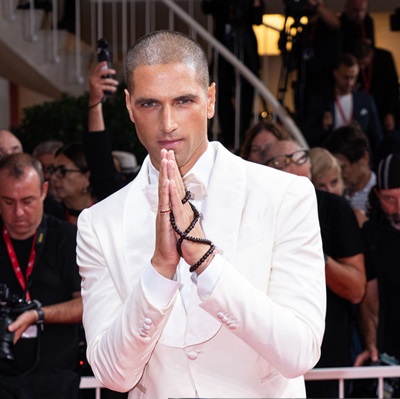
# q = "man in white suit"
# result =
<box><xmin>77</xmin><ymin>30</ymin><xmax>326</xmax><ymax>398</ymax></box>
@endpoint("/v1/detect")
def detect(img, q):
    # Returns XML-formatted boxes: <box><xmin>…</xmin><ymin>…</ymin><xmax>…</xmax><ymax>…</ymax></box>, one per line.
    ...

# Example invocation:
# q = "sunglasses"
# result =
<box><xmin>47</xmin><ymin>165</ymin><xmax>83</xmax><ymax>178</ymax></box>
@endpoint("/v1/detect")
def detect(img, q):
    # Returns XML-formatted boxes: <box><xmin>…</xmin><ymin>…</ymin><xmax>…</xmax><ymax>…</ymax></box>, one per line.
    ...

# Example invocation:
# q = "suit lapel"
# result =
<box><xmin>352</xmin><ymin>91</ymin><xmax>361</xmax><ymax>119</ymax></box>
<box><xmin>201</xmin><ymin>143</ymin><xmax>246</xmax><ymax>263</ymax></box>
<box><xmin>184</xmin><ymin>143</ymin><xmax>247</xmax><ymax>346</ymax></box>
<box><xmin>122</xmin><ymin>157</ymin><xmax>156</xmax><ymax>276</ymax></box>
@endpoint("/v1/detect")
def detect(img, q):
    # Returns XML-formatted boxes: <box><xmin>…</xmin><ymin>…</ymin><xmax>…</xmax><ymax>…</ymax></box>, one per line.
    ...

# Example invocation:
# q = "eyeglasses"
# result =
<box><xmin>48</xmin><ymin>165</ymin><xmax>82</xmax><ymax>178</ymax></box>
<box><xmin>265</xmin><ymin>149</ymin><xmax>309</xmax><ymax>171</ymax></box>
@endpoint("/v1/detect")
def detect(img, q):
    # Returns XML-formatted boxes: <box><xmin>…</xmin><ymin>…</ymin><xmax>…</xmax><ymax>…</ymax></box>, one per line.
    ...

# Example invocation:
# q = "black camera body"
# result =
<box><xmin>0</xmin><ymin>284</ymin><xmax>40</xmax><ymax>362</ymax></box>
<box><xmin>390</xmin><ymin>8</ymin><xmax>400</xmax><ymax>31</ymax></box>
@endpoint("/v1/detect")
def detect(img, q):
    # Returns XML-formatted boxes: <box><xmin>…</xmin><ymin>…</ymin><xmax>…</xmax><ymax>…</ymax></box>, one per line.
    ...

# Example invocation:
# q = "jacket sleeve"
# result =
<box><xmin>199</xmin><ymin>177</ymin><xmax>326</xmax><ymax>378</ymax></box>
<box><xmin>77</xmin><ymin>209</ymin><xmax>177</xmax><ymax>392</ymax></box>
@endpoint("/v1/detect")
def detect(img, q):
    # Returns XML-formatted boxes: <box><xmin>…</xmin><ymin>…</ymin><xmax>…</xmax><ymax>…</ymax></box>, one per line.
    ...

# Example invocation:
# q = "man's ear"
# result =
<box><xmin>207</xmin><ymin>83</ymin><xmax>216</xmax><ymax>119</ymax></box>
<box><xmin>125</xmin><ymin>89</ymin><xmax>135</xmax><ymax>123</ymax></box>
<box><xmin>41</xmin><ymin>181</ymin><xmax>49</xmax><ymax>200</ymax></box>
<box><xmin>360</xmin><ymin>150</ymin><xmax>370</xmax><ymax>165</ymax></box>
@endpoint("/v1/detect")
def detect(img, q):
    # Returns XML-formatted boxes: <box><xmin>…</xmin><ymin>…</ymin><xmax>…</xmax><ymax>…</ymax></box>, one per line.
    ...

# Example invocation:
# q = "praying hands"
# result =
<box><xmin>151</xmin><ymin>149</ymin><xmax>215</xmax><ymax>279</ymax></box>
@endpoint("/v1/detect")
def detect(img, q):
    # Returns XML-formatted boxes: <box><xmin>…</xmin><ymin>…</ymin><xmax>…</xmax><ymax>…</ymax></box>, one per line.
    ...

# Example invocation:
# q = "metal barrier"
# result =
<box><xmin>305</xmin><ymin>366</ymin><xmax>400</xmax><ymax>398</ymax></box>
<box><xmin>80</xmin><ymin>366</ymin><xmax>400</xmax><ymax>398</ymax></box>
<box><xmin>80</xmin><ymin>376</ymin><xmax>102</xmax><ymax>399</ymax></box>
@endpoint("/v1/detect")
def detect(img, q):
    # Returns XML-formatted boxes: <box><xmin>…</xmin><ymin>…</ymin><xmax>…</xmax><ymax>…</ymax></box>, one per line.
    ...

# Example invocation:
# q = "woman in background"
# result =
<box><xmin>240</xmin><ymin>119</ymin><xmax>290</xmax><ymax>163</ymax></box>
<box><xmin>49</xmin><ymin>142</ymin><xmax>94</xmax><ymax>225</ymax></box>
<box><xmin>310</xmin><ymin>147</ymin><xmax>367</xmax><ymax>226</ymax></box>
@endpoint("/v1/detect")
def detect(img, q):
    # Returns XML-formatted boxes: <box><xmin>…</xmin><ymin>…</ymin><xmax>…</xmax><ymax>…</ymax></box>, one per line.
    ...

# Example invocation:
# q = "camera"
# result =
<box><xmin>390</xmin><ymin>7</ymin><xmax>400</xmax><ymax>31</ymax></box>
<box><xmin>0</xmin><ymin>284</ymin><xmax>40</xmax><ymax>362</ymax></box>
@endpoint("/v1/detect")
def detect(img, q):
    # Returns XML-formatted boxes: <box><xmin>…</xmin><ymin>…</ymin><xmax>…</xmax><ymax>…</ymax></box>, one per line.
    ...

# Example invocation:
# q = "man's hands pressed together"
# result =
<box><xmin>151</xmin><ymin>149</ymin><xmax>212</xmax><ymax>279</ymax></box>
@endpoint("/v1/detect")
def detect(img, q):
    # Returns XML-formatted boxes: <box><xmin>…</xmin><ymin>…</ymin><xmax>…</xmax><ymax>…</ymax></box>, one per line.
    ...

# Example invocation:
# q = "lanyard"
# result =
<box><xmin>334</xmin><ymin>95</ymin><xmax>353</xmax><ymax>126</ymax></box>
<box><xmin>2</xmin><ymin>227</ymin><xmax>37</xmax><ymax>301</ymax></box>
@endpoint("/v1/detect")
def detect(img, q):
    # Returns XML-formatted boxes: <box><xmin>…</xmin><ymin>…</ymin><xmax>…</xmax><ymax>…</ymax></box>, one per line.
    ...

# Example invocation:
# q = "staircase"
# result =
<box><xmin>0</xmin><ymin>1</ymin><xmax>95</xmax><ymax>99</ymax></box>
<box><xmin>0</xmin><ymin>0</ymin><xmax>211</xmax><ymax>100</ymax></box>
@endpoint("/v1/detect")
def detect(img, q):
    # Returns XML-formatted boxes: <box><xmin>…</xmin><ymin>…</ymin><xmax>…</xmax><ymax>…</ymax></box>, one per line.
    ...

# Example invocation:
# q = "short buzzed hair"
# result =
<box><xmin>335</xmin><ymin>53</ymin><xmax>358</xmax><ymax>69</ymax></box>
<box><xmin>125</xmin><ymin>30</ymin><xmax>210</xmax><ymax>93</ymax></box>
<box><xmin>0</xmin><ymin>153</ymin><xmax>44</xmax><ymax>187</ymax></box>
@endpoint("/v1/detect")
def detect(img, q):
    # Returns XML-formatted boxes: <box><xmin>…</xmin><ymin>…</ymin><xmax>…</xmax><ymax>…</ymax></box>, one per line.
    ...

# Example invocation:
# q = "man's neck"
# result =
<box><xmin>335</xmin><ymin>88</ymin><xmax>352</xmax><ymax>96</ymax></box>
<box><xmin>63</xmin><ymin>193</ymin><xmax>93</xmax><ymax>211</ymax></box>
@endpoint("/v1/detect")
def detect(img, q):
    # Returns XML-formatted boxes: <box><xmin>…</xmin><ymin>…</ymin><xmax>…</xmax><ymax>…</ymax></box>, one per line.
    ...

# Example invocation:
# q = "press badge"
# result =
<box><xmin>22</xmin><ymin>324</ymin><xmax>38</xmax><ymax>338</ymax></box>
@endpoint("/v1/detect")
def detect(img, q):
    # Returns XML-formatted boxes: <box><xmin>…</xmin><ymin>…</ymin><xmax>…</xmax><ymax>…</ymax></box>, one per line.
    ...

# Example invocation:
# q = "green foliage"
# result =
<box><xmin>13</xmin><ymin>84</ymin><xmax>148</xmax><ymax>163</ymax></box>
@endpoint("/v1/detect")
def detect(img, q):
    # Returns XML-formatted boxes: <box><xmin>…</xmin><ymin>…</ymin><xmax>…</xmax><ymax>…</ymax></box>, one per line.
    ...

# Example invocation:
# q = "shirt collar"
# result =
<box><xmin>147</xmin><ymin>143</ymin><xmax>215</xmax><ymax>191</ymax></box>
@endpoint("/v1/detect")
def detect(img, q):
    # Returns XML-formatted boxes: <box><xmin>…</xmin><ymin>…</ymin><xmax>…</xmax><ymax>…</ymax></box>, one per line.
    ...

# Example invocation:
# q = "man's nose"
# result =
<box><xmin>160</xmin><ymin>106</ymin><xmax>178</xmax><ymax>133</ymax></box>
<box><xmin>14</xmin><ymin>203</ymin><xmax>24</xmax><ymax>217</ymax></box>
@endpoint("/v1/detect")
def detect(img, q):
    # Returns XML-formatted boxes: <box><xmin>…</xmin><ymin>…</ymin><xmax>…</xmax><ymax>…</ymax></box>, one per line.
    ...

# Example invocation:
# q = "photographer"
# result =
<box><xmin>356</xmin><ymin>154</ymin><xmax>400</xmax><ymax>372</ymax></box>
<box><xmin>287</xmin><ymin>0</ymin><xmax>341</xmax><ymax>121</ymax></box>
<box><xmin>0</xmin><ymin>153</ymin><xmax>82</xmax><ymax>399</ymax></box>
<box><xmin>340</xmin><ymin>0</ymin><xmax>375</xmax><ymax>55</ymax></box>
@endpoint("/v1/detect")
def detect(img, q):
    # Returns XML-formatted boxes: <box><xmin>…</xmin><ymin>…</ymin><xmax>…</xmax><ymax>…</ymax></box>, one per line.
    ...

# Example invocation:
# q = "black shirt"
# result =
<box><xmin>316</xmin><ymin>189</ymin><xmax>364</xmax><ymax>366</ymax></box>
<box><xmin>0</xmin><ymin>214</ymin><xmax>81</xmax><ymax>375</ymax></box>
<box><xmin>362</xmin><ymin>218</ymin><xmax>400</xmax><ymax>359</ymax></box>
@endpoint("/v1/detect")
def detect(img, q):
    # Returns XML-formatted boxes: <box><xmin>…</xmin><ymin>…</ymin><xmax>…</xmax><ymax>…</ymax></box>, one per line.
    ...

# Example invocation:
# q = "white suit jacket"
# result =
<box><xmin>77</xmin><ymin>142</ymin><xmax>326</xmax><ymax>398</ymax></box>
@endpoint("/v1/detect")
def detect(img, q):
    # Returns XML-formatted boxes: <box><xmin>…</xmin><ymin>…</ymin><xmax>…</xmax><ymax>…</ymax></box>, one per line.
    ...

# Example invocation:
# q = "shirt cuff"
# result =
<box><xmin>196</xmin><ymin>254</ymin><xmax>225</xmax><ymax>301</ymax></box>
<box><xmin>142</xmin><ymin>263</ymin><xmax>180</xmax><ymax>308</ymax></box>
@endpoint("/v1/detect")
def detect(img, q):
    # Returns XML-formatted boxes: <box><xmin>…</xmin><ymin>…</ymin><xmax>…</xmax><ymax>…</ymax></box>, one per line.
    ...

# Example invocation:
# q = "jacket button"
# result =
<box><xmin>187</xmin><ymin>351</ymin><xmax>198</xmax><ymax>360</ymax></box>
<box><xmin>217</xmin><ymin>312</ymin><xmax>225</xmax><ymax>320</ymax></box>
<box><xmin>139</xmin><ymin>332</ymin><xmax>147</xmax><ymax>338</ymax></box>
<box><xmin>228</xmin><ymin>324</ymin><xmax>237</xmax><ymax>330</ymax></box>
<box><xmin>144</xmin><ymin>318</ymin><xmax>152</xmax><ymax>325</ymax></box>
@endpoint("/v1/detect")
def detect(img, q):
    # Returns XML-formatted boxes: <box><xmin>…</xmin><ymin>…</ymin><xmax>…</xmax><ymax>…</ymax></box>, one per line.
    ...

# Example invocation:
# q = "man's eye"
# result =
<box><xmin>178</xmin><ymin>98</ymin><xmax>193</xmax><ymax>105</ymax></box>
<box><xmin>141</xmin><ymin>101</ymin><xmax>156</xmax><ymax>108</ymax></box>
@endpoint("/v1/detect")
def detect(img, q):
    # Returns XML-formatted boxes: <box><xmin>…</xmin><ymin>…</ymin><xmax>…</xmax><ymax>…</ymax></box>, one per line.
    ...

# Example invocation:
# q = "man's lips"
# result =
<box><xmin>158</xmin><ymin>139</ymin><xmax>182</xmax><ymax>149</ymax></box>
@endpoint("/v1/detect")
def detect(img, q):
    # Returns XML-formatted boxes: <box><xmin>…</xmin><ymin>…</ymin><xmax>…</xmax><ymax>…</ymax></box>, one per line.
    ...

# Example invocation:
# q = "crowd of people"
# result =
<box><xmin>0</xmin><ymin>0</ymin><xmax>398</xmax><ymax>398</ymax></box>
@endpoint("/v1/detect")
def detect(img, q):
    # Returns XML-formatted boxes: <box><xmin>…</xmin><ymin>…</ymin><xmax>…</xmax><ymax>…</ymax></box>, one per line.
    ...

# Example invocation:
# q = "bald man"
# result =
<box><xmin>262</xmin><ymin>140</ymin><xmax>312</xmax><ymax>178</ymax></box>
<box><xmin>0</xmin><ymin>129</ymin><xmax>23</xmax><ymax>159</ymax></box>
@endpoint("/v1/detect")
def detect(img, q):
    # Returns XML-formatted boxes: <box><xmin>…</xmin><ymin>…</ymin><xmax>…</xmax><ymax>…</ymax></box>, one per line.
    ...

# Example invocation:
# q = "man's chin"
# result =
<box><xmin>8</xmin><ymin>226</ymin><xmax>31</xmax><ymax>239</ymax></box>
<box><xmin>388</xmin><ymin>214</ymin><xmax>400</xmax><ymax>230</ymax></box>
